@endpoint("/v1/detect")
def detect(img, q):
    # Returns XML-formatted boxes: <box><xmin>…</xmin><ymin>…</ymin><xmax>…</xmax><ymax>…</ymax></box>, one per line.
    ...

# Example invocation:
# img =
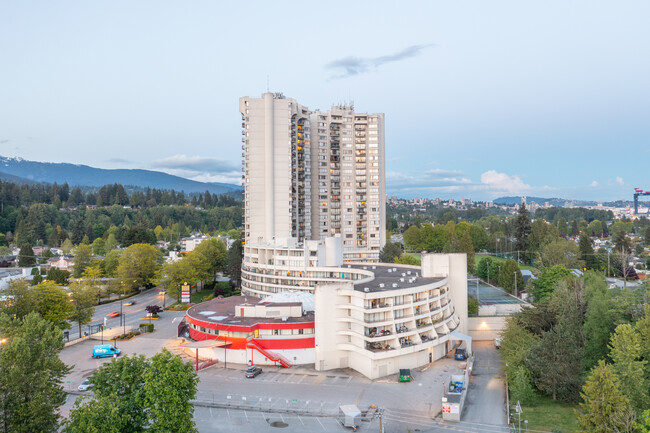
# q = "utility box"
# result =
<box><xmin>338</xmin><ymin>405</ymin><xmax>361</xmax><ymax>429</ymax></box>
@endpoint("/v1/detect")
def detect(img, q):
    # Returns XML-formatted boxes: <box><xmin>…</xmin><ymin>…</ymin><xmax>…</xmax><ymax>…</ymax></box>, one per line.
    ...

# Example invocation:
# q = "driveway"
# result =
<box><xmin>463</xmin><ymin>340</ymin><xmax>507</xmax><ymax>426</ymax></box>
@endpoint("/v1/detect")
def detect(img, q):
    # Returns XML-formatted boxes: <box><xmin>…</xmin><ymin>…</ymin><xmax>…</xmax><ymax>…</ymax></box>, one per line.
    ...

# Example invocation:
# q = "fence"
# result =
<box><xmin>192</xmin><ymin>390</ymin><xmax>351</xmax><ymax>417</ymax></box>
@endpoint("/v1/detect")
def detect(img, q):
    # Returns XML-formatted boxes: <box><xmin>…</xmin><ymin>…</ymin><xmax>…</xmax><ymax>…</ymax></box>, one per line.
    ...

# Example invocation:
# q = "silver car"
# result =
<box><xmin>78</xmin><ymin>379</ymin><xmax>94</xmax><ymax>391</ymax></box>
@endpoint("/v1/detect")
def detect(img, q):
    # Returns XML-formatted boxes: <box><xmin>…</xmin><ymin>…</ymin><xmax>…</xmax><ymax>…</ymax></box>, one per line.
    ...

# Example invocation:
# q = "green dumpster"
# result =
<box><xmin>399</xmin><ymin>368</ymin><xmax>411</xmax><ymax>382</ymax></box>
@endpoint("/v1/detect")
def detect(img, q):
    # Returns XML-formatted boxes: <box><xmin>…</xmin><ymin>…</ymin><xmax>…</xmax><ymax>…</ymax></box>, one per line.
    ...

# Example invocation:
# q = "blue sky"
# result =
<box><xmin>1</xmin><ymin>1</ymin><xmax>649</xmax><ymax>201</ymax></box>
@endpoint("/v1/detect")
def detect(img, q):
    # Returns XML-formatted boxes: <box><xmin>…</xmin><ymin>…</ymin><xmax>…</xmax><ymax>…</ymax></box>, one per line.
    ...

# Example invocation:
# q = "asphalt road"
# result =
<box><xmin>65</xmin><ymin>288</ymin><xmax>169</xmax><ymax>340</ymax></box>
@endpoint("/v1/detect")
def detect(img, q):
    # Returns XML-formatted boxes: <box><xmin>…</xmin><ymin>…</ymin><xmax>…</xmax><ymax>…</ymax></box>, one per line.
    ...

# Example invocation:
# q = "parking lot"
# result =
<box><xmin>60</xmin><ymin>291</ymin><xmax>508</xmax><ymax>432</ymax></box>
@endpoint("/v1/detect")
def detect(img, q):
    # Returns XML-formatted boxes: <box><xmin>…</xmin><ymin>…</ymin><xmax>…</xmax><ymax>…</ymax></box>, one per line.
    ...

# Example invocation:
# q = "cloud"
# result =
<box><xmin>151</xmin><ymin>154</ymin><xmax>240</xmax><ymax>184</ymax></box>
<box><xmin>590</xmin><ymin>181</ymin><xmax>599</xmax><ymax>187</ymax></box>
<box><xmin>0</xmin><ymin>139</ymin><xmax>9</xmax><ymax>144</ymax></box>
<box><xmin>479</xmin><ymin>170</ymin><xmax>531</xmax><ymax>193</ymax></box>
<box><xmin>325</xmin><ymin>44</ymin><xmax>435</xmax><ymax>79</ymax></box>
<box><xmin>616</xmin><ymin>176</ymin><xmax>624</xmax><ymax>186</ymax></box>
<box><xmin>105</xmin><ymin>157</ymin><xmax>132</xmax><ymax>164</ymax></box>
<box><xmin>151</xmin><ymin>154</ymin><xmax>238</xmax><ymax>173</ymax></box>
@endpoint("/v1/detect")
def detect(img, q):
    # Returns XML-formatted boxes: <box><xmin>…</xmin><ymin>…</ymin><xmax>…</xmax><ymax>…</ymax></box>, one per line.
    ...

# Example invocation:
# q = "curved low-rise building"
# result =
<box><xmin>184</xmin><ymin>253</ymin><xmax>469</xmax><ymax>379</ymax></box>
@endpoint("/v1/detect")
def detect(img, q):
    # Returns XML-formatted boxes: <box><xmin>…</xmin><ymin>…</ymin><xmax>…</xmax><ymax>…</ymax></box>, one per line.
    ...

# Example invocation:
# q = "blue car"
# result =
<box><xmin>454</xmin><ymin>348</ymin><xmax>467</xmax><ymax>360</ymax></box>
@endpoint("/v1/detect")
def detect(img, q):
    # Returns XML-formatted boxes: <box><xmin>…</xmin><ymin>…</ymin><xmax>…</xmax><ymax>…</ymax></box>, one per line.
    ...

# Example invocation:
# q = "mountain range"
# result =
<box><xmin>0</xmin><ymin>156</ymin><xmax>242</xmax><ymax>196</ymax></box>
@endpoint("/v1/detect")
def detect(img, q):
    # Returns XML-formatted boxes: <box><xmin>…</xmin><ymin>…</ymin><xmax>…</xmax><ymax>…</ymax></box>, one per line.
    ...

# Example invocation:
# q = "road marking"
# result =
<box><xmin>298</xmin><ymin>415</ymin><xmax>305</xmax><ymax>426</ymax></box>
<box><xmin>316</xmin><ymin>417</ymin><xmax>326</xmax><ymax>431</ymax></box>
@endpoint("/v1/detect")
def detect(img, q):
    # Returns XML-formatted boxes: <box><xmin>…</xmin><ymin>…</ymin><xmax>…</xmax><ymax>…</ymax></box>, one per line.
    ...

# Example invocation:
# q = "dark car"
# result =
<box><xmin>454</xmin><ymin>348</ymin><xmax>467</xmax><ymax>360</ymax></box>
<box><xmin>245</xmin><ymin>365</ymin><xmax>262</xmax><ymax>378</ymax></box>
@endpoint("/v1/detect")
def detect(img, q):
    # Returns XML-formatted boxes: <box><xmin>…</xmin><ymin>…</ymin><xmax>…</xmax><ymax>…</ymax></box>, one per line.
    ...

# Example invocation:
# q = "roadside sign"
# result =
<box><xmin>442</xmin><ymin>404</ymin><xmax>451</xmax><ymax>413</ymax></box>
<box><xmin>181</xmin><ymin>283</ymin><xmax>190</xmax><ymax>303</ymax></box>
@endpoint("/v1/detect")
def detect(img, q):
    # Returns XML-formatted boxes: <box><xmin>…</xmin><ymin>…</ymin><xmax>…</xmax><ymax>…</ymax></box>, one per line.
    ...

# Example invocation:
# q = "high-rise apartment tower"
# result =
<box><xmin>239</xmin><ymin>92</ymin><xmax>385</xmax><ymax>262</ymax></box>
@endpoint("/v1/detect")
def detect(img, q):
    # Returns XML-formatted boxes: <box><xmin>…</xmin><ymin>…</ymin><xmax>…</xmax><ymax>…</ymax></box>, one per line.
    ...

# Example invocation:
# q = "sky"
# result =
<box><xmin>1</xmin><ymin>1</ymin><xmax>649</xmax><ymax>202</ymax></box>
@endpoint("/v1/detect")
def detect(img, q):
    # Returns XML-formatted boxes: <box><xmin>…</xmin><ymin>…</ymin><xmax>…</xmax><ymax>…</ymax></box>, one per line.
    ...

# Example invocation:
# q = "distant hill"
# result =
<box><xmin>0</xmin><ymin>156</ymin><xmax>242</xmax><ymax>196</ymax></box>
<box><xmin>0</xmin><ymin>170</ymin><xmax>39</xmax><ymax>185</ymax></box>
<box><xmin>493</xmin><ymin>196</ymin><xmax>599</xmax><ymax>207</ymax></box>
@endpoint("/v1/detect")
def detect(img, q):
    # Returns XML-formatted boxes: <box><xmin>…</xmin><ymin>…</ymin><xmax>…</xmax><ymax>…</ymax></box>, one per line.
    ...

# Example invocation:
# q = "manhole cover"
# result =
<box><xmin>270</xmin><ymin>421</ymin><xmax>288</xmax><ymax>428</ymax></box>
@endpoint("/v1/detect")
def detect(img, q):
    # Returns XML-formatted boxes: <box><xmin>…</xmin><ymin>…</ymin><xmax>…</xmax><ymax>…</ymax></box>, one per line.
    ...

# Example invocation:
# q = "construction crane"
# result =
<box><xmin>633</xmin><ymin>188</ymin><xmax>650</xmax><ymax>215</ymax></box>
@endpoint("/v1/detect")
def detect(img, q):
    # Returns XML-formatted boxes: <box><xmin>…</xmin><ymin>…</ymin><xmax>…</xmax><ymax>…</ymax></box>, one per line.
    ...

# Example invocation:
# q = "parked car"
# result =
<box><xmin>495</xmin><ymin>337</ymin><xmax>502</xmax><ymax>349</ymax></box>
<box><xmin>454</xmin><ymin>348</ymin><xmax>467</xmax><ymax>361</ymax></box>
<box><xmin>124</xmin><ymin>301</ymin><xmax>136</xmax><ymax>306</ymax></box>
<box><xmin>245</xmin><ymin>365</ymin><xmax>262</xmax><ymax>378</ymax></box>
<box><xmin>78</xmin><ymin>379</ymin><xmax>94</xmax><ymax>391</ymax></box>
<box><xmin>92</xmin><ymin>344</ymin><xmax>121</xmax><ymax>359</ymax></box>
<box><xmin>106</xmin><ymin>311</ymin><xmax>120</xmax><ymax>318</ymax></box>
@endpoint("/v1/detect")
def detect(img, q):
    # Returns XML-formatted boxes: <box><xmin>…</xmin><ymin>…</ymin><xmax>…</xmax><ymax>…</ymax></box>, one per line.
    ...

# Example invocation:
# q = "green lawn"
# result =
<box><xmin>190</xmin><ymin>288</ymin><xmax>214</xmax><ymax>304</ymax></box>
<box><xmin>519</xmin><ymin>395</ymin><xmax>579</xmax><ymax>433</ymax></box>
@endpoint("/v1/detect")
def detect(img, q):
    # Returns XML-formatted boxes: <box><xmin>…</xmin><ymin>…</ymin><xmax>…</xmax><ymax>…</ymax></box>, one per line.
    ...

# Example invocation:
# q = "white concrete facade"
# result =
<box><xmin>313</xmin><ymin>254</ymin><xmax>468</xmax><ymax>379</ymax></box>
<box><xmin>239</xmin><ymin>93</ymin><xmax>385</xmax><ymax>265</ymax></box>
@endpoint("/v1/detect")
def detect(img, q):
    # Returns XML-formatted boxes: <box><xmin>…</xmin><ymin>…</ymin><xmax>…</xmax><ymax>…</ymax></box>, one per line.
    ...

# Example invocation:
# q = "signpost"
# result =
<box><xmin>181</xmin><ymin>283</ymin><xmax>190</xmax><ymax>304</ymax></box>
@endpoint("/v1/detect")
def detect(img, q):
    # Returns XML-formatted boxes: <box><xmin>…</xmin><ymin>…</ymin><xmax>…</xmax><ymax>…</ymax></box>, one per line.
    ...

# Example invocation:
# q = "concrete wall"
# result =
<box><xmin>467</xmin><ymin>316</ymin><xmax>507</xmax><ymax>341</ymax></box>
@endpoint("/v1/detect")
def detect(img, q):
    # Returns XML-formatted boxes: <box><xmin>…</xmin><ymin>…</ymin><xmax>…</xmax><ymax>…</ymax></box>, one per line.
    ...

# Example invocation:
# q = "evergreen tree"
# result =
<box><xmin>379</xmin><ymin>242</ymin><xmax>402</xmax><ymax>263</ymax></box>
<box><xmin>497</xmin><ymin>259</ymin><xmax>524</xmax><ymax>294</ymax></box>
<box><xmin>459</xmin><ymin>232</ymin><xmax>475</xmax><ymax>274</ymax></box>
<box><xmin>579</xmin><ymin>234</ymin><xmax>596</xmax><ymax>269</ymax></box>
<box><xmin>224</xmin><ymin>240</ymin><xmax>243</xmax><ymax>287</ymax></box>
<box><xmin>514</xmin><ymin>203</ymin><xmax>531</xmax><ymax>263</ymax></box>
<box><xmin>608</xmin><ymin>324</ymin><xmax>649</xmax><ymax>413</ymax></box>
<box><xmin>570</xmin><ymin>219</ymin><xmax>580</xmax><ymax>237</ymax></box>
<box><xmin>577</xmin><ymin>361</ymin><xmax>636</xmax><ymax>433</ymax></box>
<box><xmin>18</xmin><ymin>243</ymin><xmax>36</xmax><ymax>267</ymax></box>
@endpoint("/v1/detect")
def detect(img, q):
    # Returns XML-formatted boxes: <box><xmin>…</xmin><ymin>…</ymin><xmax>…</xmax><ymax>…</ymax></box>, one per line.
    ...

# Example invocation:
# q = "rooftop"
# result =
<box><xmin>348</xmin><ymin>264</ymin><xmax>444</xmax><ymax>293</ymax></box>
<box><xmin>186</xmin><ymin>296</ymin><xmax>314</xmax><ymax>328</ymax></box>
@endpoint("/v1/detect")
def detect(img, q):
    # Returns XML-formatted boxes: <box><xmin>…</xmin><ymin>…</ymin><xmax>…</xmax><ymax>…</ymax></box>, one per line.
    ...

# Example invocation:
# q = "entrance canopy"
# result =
<box><xmin>180</xmin><ymin>340</ymin><xmax>231</xmax><ymax>349</ymax></box>
<box><xmin>449</xmin><ymin>331</ymin><xmax>472</xmax><ymax>355</ymax></box>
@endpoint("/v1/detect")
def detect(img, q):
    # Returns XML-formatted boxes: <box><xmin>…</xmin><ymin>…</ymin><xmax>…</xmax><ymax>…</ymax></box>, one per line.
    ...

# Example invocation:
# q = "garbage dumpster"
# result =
<box><xmin>399</xmin><ymin>368</ymin><xmax>412</xmax><ymax>382</ymax></box>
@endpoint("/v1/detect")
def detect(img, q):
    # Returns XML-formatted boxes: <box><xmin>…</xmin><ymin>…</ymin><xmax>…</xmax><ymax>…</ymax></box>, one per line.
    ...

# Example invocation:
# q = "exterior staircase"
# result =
<box><xmin>246</xmin><ymin>339</ymin><xmax>292</xmax><ymax>368</ymax></box>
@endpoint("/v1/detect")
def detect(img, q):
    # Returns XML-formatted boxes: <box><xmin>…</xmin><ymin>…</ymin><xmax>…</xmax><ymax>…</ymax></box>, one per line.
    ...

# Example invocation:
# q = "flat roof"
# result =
<box><xmin>186</xmin><ymin>296</ymin><xmax>314</xmax><ymax>327</ymax></box>
<box><xmin>348</xmin><ymin>265</ymin><xmax>444</xmax><ymax>293</ymax></box>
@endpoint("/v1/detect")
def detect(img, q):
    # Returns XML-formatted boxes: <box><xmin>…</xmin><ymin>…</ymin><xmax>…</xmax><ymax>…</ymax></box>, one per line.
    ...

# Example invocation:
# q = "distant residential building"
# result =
<box><xmin>180</xmin><ymin>235</ymin><xmax>211</xmax><ymax>253</ymax></box>
<box><xmin>46</xmin><ymin>255</ymin><xmax>74</xmax><ymax>271</ymax></box>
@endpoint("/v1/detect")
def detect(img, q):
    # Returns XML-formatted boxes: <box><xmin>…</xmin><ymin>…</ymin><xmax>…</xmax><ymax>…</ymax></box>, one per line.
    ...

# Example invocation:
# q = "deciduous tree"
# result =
<box><xmin>0</xmin><ymin>312</ymin><xmax>71</xmax><ymax>432</ymax></box>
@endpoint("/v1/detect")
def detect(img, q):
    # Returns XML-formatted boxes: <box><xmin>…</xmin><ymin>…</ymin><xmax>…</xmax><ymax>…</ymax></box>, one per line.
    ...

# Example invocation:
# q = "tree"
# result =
<box><xmin>394</xmin><ymin>253</ymin><xmax>420</xmax><ymax>266</ymax></box>
<box><xmin>104</xmin><ymin>233</ymin><xmax>118</xmax><ymax>252</ymax></box>
<box><xmin>156</xmin><ymin>259</ymin><xmax>199</xmax><ymax>299</ymax></box>
<box><xmin>614</xmin><ymin>229</ymin><xmax>633</xmax><ymax>255</ymax></box>
<box><xmin>469</xmin><ymin>224</ymin><xmax>488</xmax><ymax>251</ymax></box>
<box><xmin>18</xmin><ymin>243</ymin><xmax>35</xmax><ymax>267</ymax></box>
<box><xmin>33</xmin><ymin>281</ymin><xmax>74</xmax><ymax>330</ymax></box>
<box><xmin>69</xmin><ymin>281</ymin><xmax>96</xmax><ymax>338</ymax></box>
<box><xmin>78</xmin><ymin>351</ymin><xmax>199</xmax><ymax>433</ymax></box>
<box><xmin>477</xmin><ymin>256</ymin><xmax>499</xmax><ymax>283</ymax></box>
<box><xmin>570</xmin><ymin>219</ymin><xmax>580</xmax><ymax>237</ymax></box>
<box><xmin>537</xmin><ymin>238</ymin><xmax>582</xmax><ymax>269</ymax></box>
<box><xmin>122</xmin><ymin>225</ymin><xmax>156</xmax><ymax>247</ymax></box>
<box><xmin>459</xmin><ymin>232</ymin><xmax>475</xmax><ymax>274</ymax></box>
<box><xmin>514</xmin><ymin>203</ymin><xmax>531</xmax><ymax>263</ymax></box>
<box><xmin>103</xmin><ymin>249</ymin><xmax>122</xmax><ymax>277</ymax></box>
<box><xmin>63</xmin><ymin>395</ymin><xmax>128</xmax><ymax>433</ymax></box>
<box><xmin>116</xmin><ymin>243</ymin><xmax>161</xmax><ymax>291</ymax></box>
<box><xmin>143</xmin><ymin>349</ymin><xmax>199</xmax><ymax>433</ymax></box>
<box><xmin>497</xmin><ymin>259</ymin><xmax>523</xmax><ymax>294</ymax></box>
<box><xmin>46</xmin><ymin>267</ymin><xmax>70</xmax><ymax>285</ymax></box>
<box><xmin>583</xmin><ymin>272</ymin><xmax>618</xmax><ymax>370</ymax></box>
<box><xmin>423</xmin><ymin>225</ymin><xmax>448</xmax><ymax>252</ymax></box>
<box><xmin>379</xmin><ymin>242</ymin><xmax>402</xmax><ymax>263</ymax></box>
<box><xmin>91</xmin><ymin>237</ymin><xmax>106</xmax><ymax>256</ymax></box>
<box><xmin>468</xmin><ymin>297</ymin><xmax>478</xmax><ymax>316</ymax></box>
<box><xmin>403</xmin><ymin>225</ymin><xmax>421</xmax><ymax>250</ymax></box>
<box><xmin>190</xmin><ymin>238</ymin><xmax>228</xmax><ymax>284</ymax></box>
<box><xmin>61</xmin><ymin>238</ymin><xmax>74</xmax><ymax>255</ymax></box>
<box><xmin>530</xmin><ymin>265</ymin><xmax>572</xmax><ymax>301</ymax></box>
<box><xmin>0</xmin><ymin>279</ymin><xmax>36</xmax><ymax>320</ymax></box>
<box><xmin>88</xmin><ymin>354</ymin><xmax>150</xmax><ymax>433</ymax></box>
<box><xmin>0</xmin><ymin>312</ymin><xmax>72</xmax><ymax>432</ymax></box>
<box><xmin>579</xmin><ymin>234</ymin><xmax>597</xmax><ymax>270</ymax></box>
<box><xmin>73</xmin><ymin>243</ymin><xmax>93</xmax><ymax>278</ymax></box>
<box><xmin>146</xmin><ymin>305</ymin><xmax>163</xmax><ymax>316</ymax></box>
<box><xmin>608</xmin><ymin>324</ymin><xmax>649</xmax><ymax>413</ymax></box>
<box><xmin>557</xmin><ymin>217</ymin><xmax>569</xmax><ymax>237</ymax></box>
<box><xmin>577</xmin><ymin>361</ymin><xmax>636</xmax><ymax>433</ymax></box>
<box><xmin>224</xmin><ymin>240</ymin><xmax>242</xmax><ymax>288</ymax></box>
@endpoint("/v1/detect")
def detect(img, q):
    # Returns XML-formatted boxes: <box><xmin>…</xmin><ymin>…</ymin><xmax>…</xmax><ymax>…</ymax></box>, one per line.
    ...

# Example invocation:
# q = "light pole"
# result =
<box><xmin>514</xmin><ymin>271</ymin><xmax>518</xmax><ymax>298</ymax></box>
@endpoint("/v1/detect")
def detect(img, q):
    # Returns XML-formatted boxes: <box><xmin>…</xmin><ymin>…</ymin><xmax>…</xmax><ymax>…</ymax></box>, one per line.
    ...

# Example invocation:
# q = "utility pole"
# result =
<box><xmin>378</xmin><ymin>408</ymin><xmax>384</xmax><ymax>433</ymax></box>
<box><xmin>514</xmin><ymin>272</ymin><xmax>518</xmax><ymax>298</ymax></box>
